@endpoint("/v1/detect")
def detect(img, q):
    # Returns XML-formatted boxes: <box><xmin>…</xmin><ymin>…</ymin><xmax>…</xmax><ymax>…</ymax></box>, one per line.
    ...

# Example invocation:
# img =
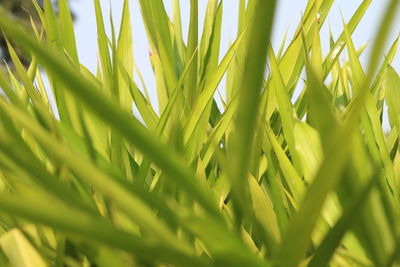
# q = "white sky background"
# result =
<box><xmin>69</xmin><ymin>0</ymin><xmax>400</xmax><ymax>123</ymax></box>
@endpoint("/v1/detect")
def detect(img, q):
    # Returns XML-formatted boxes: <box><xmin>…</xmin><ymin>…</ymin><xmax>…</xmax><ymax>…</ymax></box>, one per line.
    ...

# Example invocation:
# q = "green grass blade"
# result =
<box><xmin>58</xmin><ymin>0</ymin><xmax>79</xmax><ymax>63</ymax></box>
<box><xmin>117</xmin><ymin>0</ymin><xmax>134</xmax><ymax>111</ymax></box>
<box><xmin>227</xmin><ymin>0</ymin><xmax>276</xmax><ymax>225</ymax></box>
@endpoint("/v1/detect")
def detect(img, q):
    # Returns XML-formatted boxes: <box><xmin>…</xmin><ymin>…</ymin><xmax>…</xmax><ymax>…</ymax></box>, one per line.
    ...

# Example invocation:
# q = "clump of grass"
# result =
<box><xmin>0</xmin><ymin>0</ymin><xmax>400</xmax><ymax>266</ymax></box>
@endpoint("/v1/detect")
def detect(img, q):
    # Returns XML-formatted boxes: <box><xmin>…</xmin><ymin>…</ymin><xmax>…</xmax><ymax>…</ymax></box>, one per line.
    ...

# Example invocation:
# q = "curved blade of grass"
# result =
<box><xmin>264</xmin><ymin>124</ymin><xmax>305</xmax><ymax>200</ymax></box>
<box><xmin>385</xmin><ymin>66</ymin><xmax>400</xmax><ymax>138</ymax></box>
<box><xmin>269</xmin><ymin>46</ymin><xmax>302</xmax><ymax>173</ymax></box>
<box><xmin>58</xmin><ymin>0</ymin><xmax>79</xmax><ymax>64</ymax></box>
<box><xmin>304</xmin><ymin>20</ymin><xmax>337</xmax><ymax>145</ymax></box>
<box><xmin>5</xmin><ymin>40</ymin><xmax>46</xmax><ymax>111</ymax></box>
<box><xmin>43</xmin><ymin>0</ymin><xmax>81</xmax><ymax>132</ymax></box>
<box><xmin>0</xmin><ymin>68</ymin><xmax>24</xmax><ymax>108</ymax></box>
<box><xmin>248</xmin><ymin>175</ymin><xmax>281</xmax><ymax>243</ymax></box>
<box><xmin>293</xmin><ymin>122</ymin><xmax>323</xmax><ymax>183</ymax></box>
<box><xmin>371</xmin><ymin>36</ymin><xmax>399</xmax><ymax>96</ymax></box>
<box><xmin>184</xmin><ymin>0</ymin><xmax>198</xmax><ymax>105</ymax></box>
<box><xmin>228</xmin><ymin>0</ymin><xmax>276</xmax><ymax>225</ymax></box>
<box><xmin>172</xmin><ymin>0</ymin><xmax>186</xmax><ymax>62</ymax></box>
<box><xmin>199</xmin><ymin>0</ymin><xmax>222</xmax><ymax>85</ymax></box>
<box><xmin>137</xmin><ymin>0</ymin><xmax>178</xmax><ymax>97</ymax></box>
<box><xmin>200</xmin><ymin>95</ymin><xmax>237</xmax><ymax>166</ymax></box>
<box><xmin>94</xmin><ymin>0</ymin><xmax>112</xmax><ymax>90</ymax></box>
<box><xmin>117</xmin><ymin>0</ymin><xmax>134</xmax><ymax>111</ymax></box>
<box><xmin>118</xmin><ymin>61</ymin><xmax>158</xmax><ymax>130</ymax></box>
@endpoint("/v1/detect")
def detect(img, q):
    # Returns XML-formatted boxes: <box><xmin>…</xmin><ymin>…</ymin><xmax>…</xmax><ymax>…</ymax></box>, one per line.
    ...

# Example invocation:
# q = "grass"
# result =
<box><xmin>0</xmin><ymin>0</ymin><xmax>399</xmax><ymax>266</ymax></box>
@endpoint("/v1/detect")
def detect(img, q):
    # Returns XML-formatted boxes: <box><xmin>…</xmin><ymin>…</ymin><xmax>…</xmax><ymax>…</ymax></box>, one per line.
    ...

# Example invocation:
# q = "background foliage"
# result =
<box><xmin>0</xmin><ymin>0</ymin><xmax>75</xmax><ymax>69</ymax></box>
<box><xmin>0</xmin><ymin>0</ymin><xmax>400</xmax><ymax>266</ymax></box>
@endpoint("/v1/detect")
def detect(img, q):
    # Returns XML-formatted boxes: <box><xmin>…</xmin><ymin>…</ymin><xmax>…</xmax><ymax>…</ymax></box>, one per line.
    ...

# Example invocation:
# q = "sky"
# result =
<box><xmin>69</xmin><ymin>0</ymin><xmax>400</xmax><ymax>117</ymax></box>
